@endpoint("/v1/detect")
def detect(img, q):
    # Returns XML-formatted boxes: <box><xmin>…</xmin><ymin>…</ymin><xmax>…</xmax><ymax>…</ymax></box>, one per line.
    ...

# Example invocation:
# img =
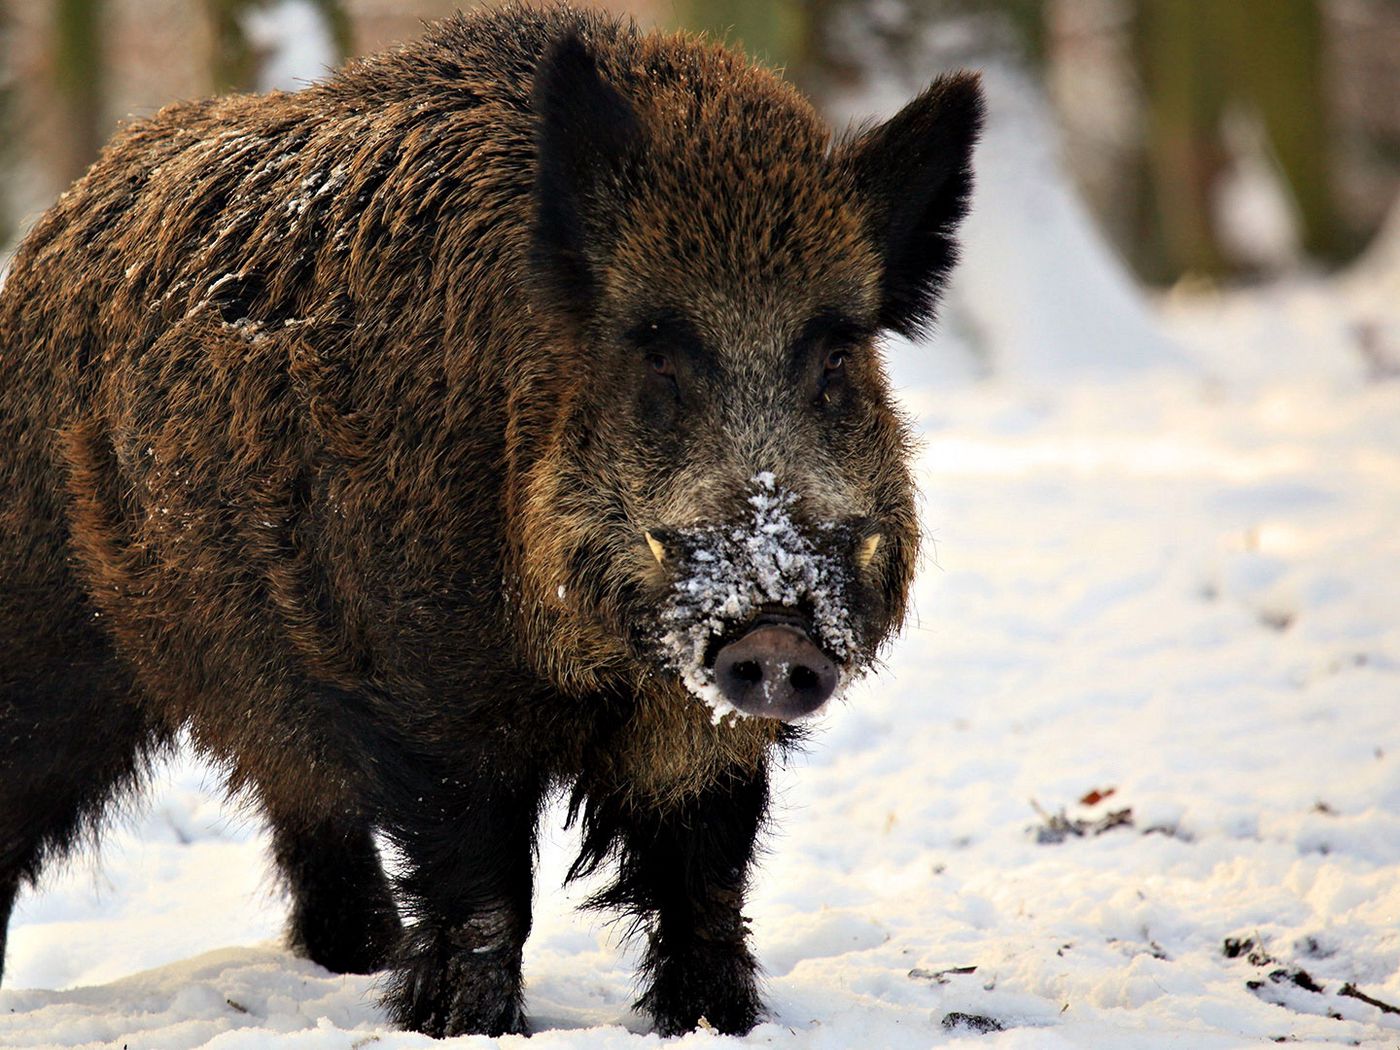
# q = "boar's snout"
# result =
<box><xmin>712</xmin><ymin>614</ymin><xmax>838</xmax><ymax>720</ymax></box>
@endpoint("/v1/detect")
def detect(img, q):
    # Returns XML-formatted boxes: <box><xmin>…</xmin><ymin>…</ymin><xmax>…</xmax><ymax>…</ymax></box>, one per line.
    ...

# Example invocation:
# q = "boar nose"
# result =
<box><xmin>712</xmin><ymin>619</ymin><xmax>838</xmax><ymax>720</ymax></box>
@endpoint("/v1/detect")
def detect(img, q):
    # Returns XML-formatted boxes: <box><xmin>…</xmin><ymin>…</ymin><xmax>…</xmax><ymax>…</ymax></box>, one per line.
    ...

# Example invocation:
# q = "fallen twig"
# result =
<box><xmin>1339</xmin><ymin>983</ymin><xmax>1400</xmax><ymax>1016</ymax></box>
<box><xmin>908</xmin><ymin>965</ymin><xmax>978</xmax><ymax>984</ymax></box>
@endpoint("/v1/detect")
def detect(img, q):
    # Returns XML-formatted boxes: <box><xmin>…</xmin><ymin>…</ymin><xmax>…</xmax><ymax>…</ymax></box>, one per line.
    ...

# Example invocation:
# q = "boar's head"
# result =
<box><xmin>514</xmin><ymin>31</ymin><xmax>982</xmax><ymax>722</ymax></box>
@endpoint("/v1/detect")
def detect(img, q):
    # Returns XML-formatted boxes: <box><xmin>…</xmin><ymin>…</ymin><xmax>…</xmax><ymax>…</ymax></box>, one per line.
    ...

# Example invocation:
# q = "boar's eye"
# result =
<box><xmin>798</xmin><ymin>310</ymin><xmax>866</xmax><ymax>408</ymax></box>
<box><xmin>627</xmin><ymin>311</ymin><xmax>700</xmax><ymax>393</ymax></box>
<box><xmin>816</xmin><ymin>347</ymin><xmax>850</xmax><ymax>406</ymax></box>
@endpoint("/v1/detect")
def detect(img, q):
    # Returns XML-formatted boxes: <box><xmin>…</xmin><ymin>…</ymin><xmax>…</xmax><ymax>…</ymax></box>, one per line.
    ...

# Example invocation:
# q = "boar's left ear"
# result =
<box><xmin>531</xmin><ymin>32</ymin><xmax>643</xmax><ymax>322</ymax></box>
<box><xmin>840</xmin><ymin>72</ymin><xmax>984</xmax><ymax>339</ymax></box>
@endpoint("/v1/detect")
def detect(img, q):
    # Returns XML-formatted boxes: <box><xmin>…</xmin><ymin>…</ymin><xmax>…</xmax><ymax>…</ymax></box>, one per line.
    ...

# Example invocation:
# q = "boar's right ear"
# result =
<box><xmin>840</xmin><ymin>72</ymin><xmax>984</xmax><ymax>340</ymax></box>
<box><xmin>531</xmin><ymin>32</ymin><xmax>643</xmax><ymax>322</ymax></box>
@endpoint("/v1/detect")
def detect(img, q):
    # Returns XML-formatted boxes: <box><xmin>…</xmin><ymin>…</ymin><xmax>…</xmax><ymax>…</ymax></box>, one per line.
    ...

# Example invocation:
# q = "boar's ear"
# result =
<box><xmin>841</xmin><ymin>72</ymin><xmax>984</xmax><ymax>339</ymax></box>
<box><xmin>531</xmin><ymin>32</ymin><xmax>643</xmax><ymax>321</ymax></box>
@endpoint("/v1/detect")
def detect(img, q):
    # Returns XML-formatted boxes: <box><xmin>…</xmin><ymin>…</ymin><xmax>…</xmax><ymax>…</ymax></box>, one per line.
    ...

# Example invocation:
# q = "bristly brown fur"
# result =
<box><xmin>0</xmin><ymin>2</ymin><xmax>981</xmax><ymax>1037</ymax></box>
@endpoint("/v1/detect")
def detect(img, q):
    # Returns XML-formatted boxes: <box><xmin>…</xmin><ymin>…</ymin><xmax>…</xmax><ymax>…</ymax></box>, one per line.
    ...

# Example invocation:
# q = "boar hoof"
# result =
<box><xmin>384</xmin><ymin>931</ymin><xmax>527</xmax><ymax>1037</ymax></box>
<box><xmin>643</xmin><ymin>949</ymin><xmax>762</xmax><ymax>1036</ymax></box>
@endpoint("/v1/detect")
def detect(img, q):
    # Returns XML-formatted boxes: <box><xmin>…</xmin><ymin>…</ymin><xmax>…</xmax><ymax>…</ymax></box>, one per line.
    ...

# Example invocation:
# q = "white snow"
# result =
<box><xmin>940</xmin><ymin>61</ymin><xmax>1188</xmax><ymax>382</ymax></box>
<box><xmin>6</xmin><ymin>35</ymin><xmax>1400</xmax><ymax>1050</ymax></box>
<box><xmin>6</xmin><ymin>259</ymin><xmax>1398</xmax><ymax>1046</ymax></box>
<box><xmin>1214</xmin><ymin>110</ymin><xmax>1304</xmax><ymax>273</ymax></box>
<box><xmin>241</xmin><ymin>0</ymin><xmax>338</xmax><ymax>93</ymax></box>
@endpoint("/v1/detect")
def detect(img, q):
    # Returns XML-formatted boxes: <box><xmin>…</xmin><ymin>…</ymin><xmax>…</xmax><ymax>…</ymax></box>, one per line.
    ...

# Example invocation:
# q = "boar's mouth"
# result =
<box><xmin>651</xmin><ymin>476</ymin><xmax>862</xmax><ymax>722</ymax></box>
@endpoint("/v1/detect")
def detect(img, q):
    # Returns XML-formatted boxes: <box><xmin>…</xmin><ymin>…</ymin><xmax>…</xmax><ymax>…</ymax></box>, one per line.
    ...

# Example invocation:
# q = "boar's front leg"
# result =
<box><xmin>380</xmin><ymin>765</ymin><xmax>544</xmax><ymax>1038</ymax></box>
<box><xmin>580</xmin><ymin>763</ymin><xmax>769</xmax><ymax>1036</ymax></box>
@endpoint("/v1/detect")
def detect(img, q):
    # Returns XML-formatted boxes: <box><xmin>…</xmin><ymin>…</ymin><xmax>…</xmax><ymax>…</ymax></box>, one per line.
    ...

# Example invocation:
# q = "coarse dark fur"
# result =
<box><xmin>0</xmin><ymin>3</ymin><xmax>982</xmax><ymax>1037</ymax></box>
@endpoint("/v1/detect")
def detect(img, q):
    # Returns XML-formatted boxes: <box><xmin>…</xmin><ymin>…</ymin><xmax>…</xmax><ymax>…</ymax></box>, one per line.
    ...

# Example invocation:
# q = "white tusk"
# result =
<box><xmin>857</xmin><ymin>533</ymin><xmax>882</xmax><ymax>569</ymax></box>
<box><xmin>644</xmin><ymin>531</ymin><xmax>667</xmax><ymax>566</ymax></box>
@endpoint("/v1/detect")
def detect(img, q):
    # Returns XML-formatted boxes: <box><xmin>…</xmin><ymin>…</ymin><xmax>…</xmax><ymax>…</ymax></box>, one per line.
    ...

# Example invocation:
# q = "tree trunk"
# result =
<box><xmin>53</xmin><ymin>0</ymin><xmax>104</xmax><ymax>185</ymax></box>
<box><xmin>207</xmin><ymin>0</ymin><xmax>260</xmax><ymax>93</ymax></box>
<box><xmin>0</xmin><ymin>0</ymin><xmax>13</xmax><ymax>249</ymax></box>
<box><xmin>1224</xmin><ymin>0</ymin><xmax>1349</xmax><ymax>263</ymax></box>
<box><xmin>668</xmin><ymin>0</ymin><xmax>807</xmax><ymax>74</ymax></box>
<box><xmin>1134</xmin><ymin>0</ymin><xmax>1230</xmax><ymax>281</ymax></box>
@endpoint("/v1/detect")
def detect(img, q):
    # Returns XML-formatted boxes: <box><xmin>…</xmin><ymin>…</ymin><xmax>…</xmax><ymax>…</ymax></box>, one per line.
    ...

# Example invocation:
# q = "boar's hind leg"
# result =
<box><xmin>573</xmin><ymin>763</ymin><xmax>769</xmax><ymax>1036</ymax></box>
<box><xmin>379</xmin><ymin>767</ymin><xmax>545</xmax><ymax>1038</ymax></box>
<box><xmin>263</xmin><ymin>803</ymin><xmax>401</xmax><ymax>975</ymax></box>
<box><xmin>0</xmin><ymin>645</ymin><xmax>164</xmax><ymax>984</ymax></box>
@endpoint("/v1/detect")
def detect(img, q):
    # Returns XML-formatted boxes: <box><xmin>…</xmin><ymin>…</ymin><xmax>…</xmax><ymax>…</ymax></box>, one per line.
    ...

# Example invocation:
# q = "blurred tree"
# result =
<box><xmin>209</xmin><ymin>0</ymin><xmax>260</xmax><ymax>91</ymax></box>
<box><xmin>1134</xmin><ymin>0</ymin><xmax>1348</xmax><ymax>280</ymax></box>
<box><xmin>208</xmin><ymin>0</ymin><xmax>352</xmax><ymax>93</ymax></box>
<box><xmin>1224</xmin><ymin>0</ymin><xmax>1348</xmax><ymax>262</ymax></box>
<box><xmin>1134</xmin><ymin>0</ymin><xmax>1230</xmax><ymax>279</ymax></box>
<box><xmin>0</xmin><ymin>0</ymin><xmax>12</xmax><ymax>249</ymax></box>
<box><xmin>671</xmin><ymin>0</ymin><xmax>1047</xmax><ymax>98</ymax></box>
<box><xmin>54</xmin><ymin>0</ymin><xmax>104</xmax><ymax>185</ymax></box>
<box><xmin>669</xmin><ymin>0</ymin><xmax>807</xmax><ymax>75</ymax></box>
<box><xmin>672</xmin><ymin>0</ymin><xmax>1361</xmax><ymax>284</ymax></box>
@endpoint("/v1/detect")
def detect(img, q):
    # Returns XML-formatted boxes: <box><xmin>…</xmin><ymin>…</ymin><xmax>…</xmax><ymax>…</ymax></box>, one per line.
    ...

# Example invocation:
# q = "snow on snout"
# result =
<box><xmin>659</xmin><ymin>473</ymin><xmax>859</xmax><ymax>722</ymax></box>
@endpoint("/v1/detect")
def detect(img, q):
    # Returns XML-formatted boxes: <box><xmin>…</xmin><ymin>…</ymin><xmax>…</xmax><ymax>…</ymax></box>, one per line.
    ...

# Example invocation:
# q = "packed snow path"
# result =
<box><xmin>4</xmin><ymin>274</ymin><xmax>1399</xmax><ymax>1048</ymax></box>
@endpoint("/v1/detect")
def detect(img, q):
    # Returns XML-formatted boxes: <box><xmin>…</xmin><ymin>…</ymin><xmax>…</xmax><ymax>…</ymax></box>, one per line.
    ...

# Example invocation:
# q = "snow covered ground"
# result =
<box><xmin>5</xmin><ymin>32</ymin><xmax>1400</xmax><ymax>1047</ymax></box>
<box><xmin>5</xmin><ymin>262</ymin><xmax>1399</xmax><ymax>1048</ymax></box>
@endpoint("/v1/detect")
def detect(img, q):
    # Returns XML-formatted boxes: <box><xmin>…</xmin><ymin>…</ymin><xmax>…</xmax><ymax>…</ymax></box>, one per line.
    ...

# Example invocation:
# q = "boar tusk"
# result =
<box><xmin>644</xmin><ymin>531</ymin><xmax>667</xmax><ymax>566</ymax></box>
<box><xmin>857</xmin><ymin>533</ymin><xmax>882</xmax><ymax>569</ymax></box>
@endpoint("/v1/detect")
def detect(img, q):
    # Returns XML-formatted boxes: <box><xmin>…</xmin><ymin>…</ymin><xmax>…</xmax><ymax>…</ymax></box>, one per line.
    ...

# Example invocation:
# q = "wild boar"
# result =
<box><xmin>0</xmin><ymin>3</ymin><xmax>981</xmax><ymax>1037</ymax></box>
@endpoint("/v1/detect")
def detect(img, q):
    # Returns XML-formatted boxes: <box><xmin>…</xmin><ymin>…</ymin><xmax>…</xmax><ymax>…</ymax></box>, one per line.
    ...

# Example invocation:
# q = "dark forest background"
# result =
<box><xmin>2</xmin><ymin>0</ymin><xmax>1397</xmax><ymax>286</ymax></box>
